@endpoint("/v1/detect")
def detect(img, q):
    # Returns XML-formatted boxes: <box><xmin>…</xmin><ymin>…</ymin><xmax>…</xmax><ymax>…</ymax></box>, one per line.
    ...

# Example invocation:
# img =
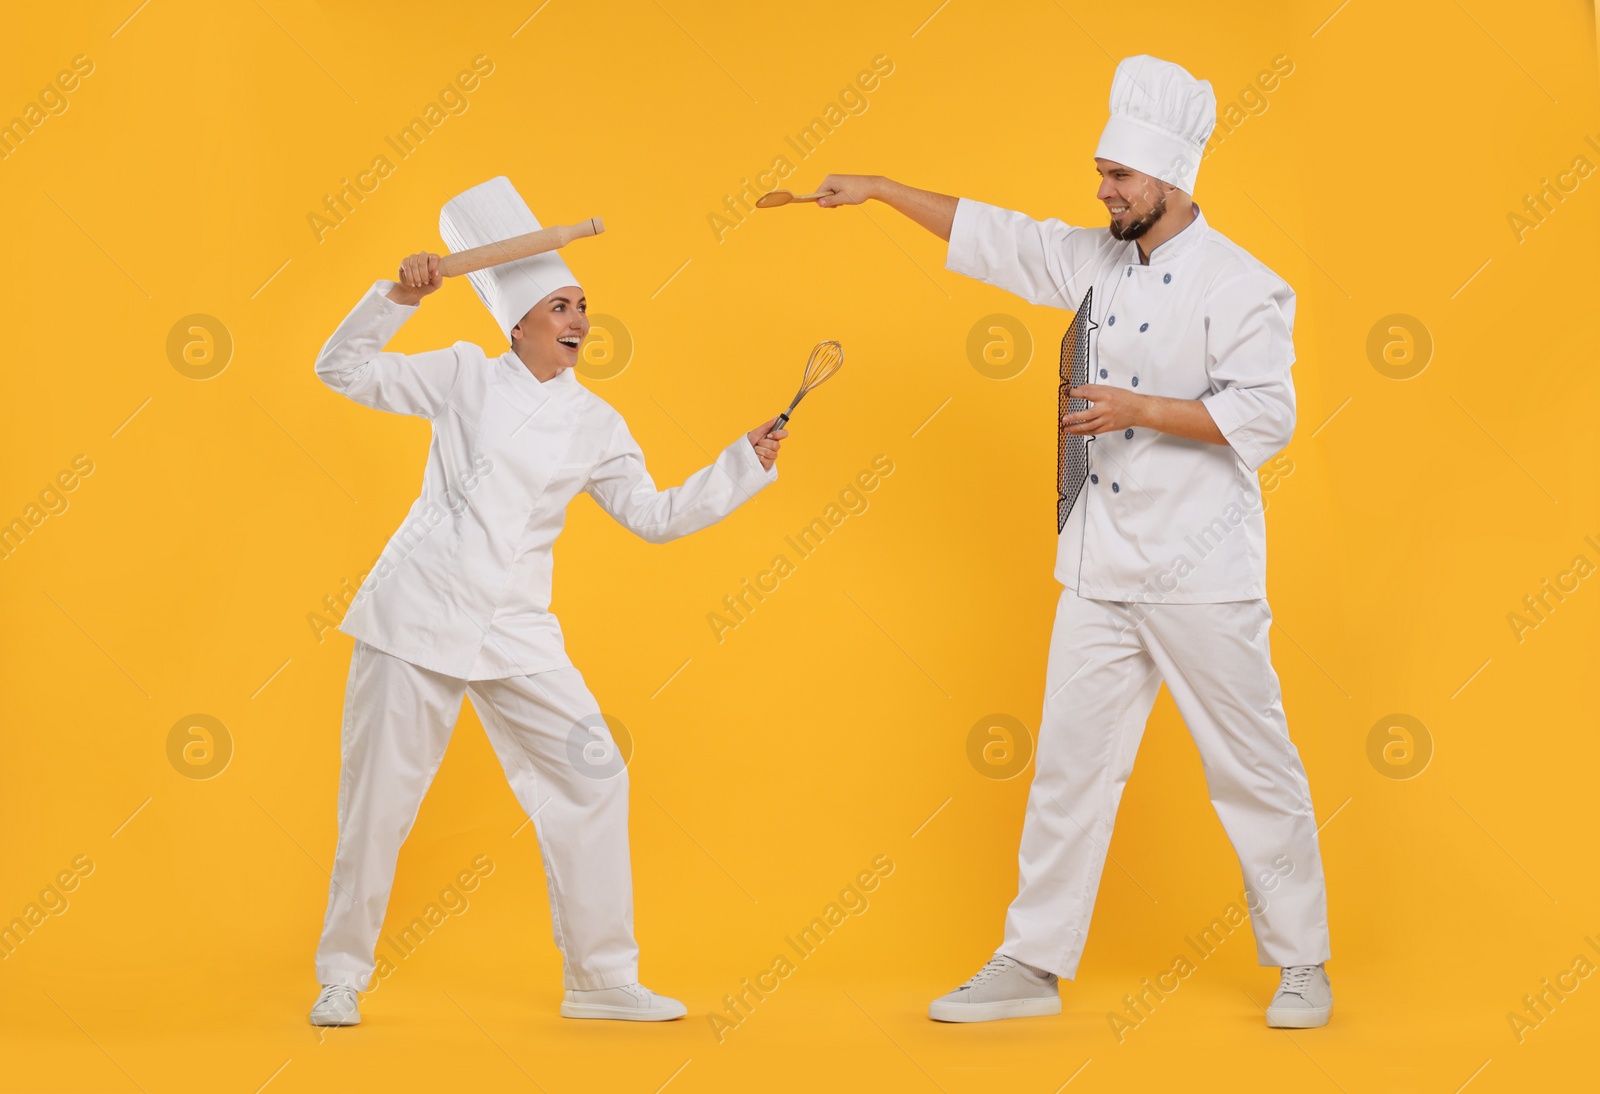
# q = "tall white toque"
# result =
<box><xmin>439</xmin><ymin>176</ymin><xmax>582</xmax><ymax>341</ymax></box>
<box><xmin>1093</xmin><ymin>55</ymin><xmax>1217</xmax><ymax>195</ymax></box>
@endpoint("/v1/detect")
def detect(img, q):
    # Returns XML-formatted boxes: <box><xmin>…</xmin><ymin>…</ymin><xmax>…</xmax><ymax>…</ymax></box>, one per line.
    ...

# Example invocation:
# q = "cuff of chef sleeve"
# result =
<box><xmin>1200</xmin><ymin>388</ymin><xmax>1279</xmax><ymax>472</ymax></box>
<box><xmin>315</xmin><ymin>281</ymin><xmax>420</xmax><ymax>380</ymax></box>
<box><xmin>944</xmin><ymin>197</ymin><xmax>989</xmax><ymax>277</ymax></box>
<box><xmin>729</xmin><ymin>433</ymin><xmax>778</xmax><ymax>488</ymax></box>
<box><xmin>371</xmin><ymin>279</ymin><xmax>420</xmax><ymax>312</ymax></box>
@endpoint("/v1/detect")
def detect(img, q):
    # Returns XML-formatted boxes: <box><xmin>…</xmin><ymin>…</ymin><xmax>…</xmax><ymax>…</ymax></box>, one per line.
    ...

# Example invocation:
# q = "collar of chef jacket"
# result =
<box><xmin>1130</xmin><ymin>201</ymin><xmax>1209</xmax><ymax>267</ymax></box>
<box><xmin>500</xmin><ymin>352</ymin><xmax>580</xmax><ymax>393</ymax></box>
<box><xmin>491</xmin><ymin>350</ymin><xmax>586</xmax><ymax>423</ymax></box>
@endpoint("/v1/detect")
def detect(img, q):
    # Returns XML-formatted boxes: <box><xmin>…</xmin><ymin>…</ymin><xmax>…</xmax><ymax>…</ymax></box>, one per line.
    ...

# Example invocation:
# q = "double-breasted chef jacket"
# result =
<box><xmin>946</xmin><ymin>199</ymin><xmax>1296</xmax><ymax>603</ymax></box>
<box><xmin>315</xmin><ymin>280</ymin><xmax>778</xmax><ymax>680</ymax></box>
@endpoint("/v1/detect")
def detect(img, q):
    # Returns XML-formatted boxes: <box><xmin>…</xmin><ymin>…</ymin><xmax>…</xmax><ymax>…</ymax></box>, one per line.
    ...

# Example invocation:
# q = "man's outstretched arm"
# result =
<box><xmin>816</xmin><ymin>175</ymin><xmax>1096</xmax><ymax>311</ymax></box>
<box><xmin>815</xmin><ymin>179</ymin><xmax>1229</xmax><ymax>451</ymax></box>
<box><xmin>816</xmin><ymin>175</ymin><xmax>957</xmax><ymax>241</ymax></box>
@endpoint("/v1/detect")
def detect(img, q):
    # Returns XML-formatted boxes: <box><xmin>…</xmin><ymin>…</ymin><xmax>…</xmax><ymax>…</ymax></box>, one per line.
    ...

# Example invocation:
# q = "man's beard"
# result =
<box><xmin>1109</xmin><ymin>192</ymin><xmax>1167</xmax><ymax>241</ymax></box>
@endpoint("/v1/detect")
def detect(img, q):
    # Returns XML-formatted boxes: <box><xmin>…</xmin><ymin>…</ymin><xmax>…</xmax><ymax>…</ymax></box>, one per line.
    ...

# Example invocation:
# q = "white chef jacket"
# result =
<box><xmin>946</xmin><ymin>199</ymin><xmax>1296</xmax><ymax>603</ymax></box>
<box><xmin>314</xmin><ymin>281</ymin><xmax>778</xmax><ymax>679</ymax></box>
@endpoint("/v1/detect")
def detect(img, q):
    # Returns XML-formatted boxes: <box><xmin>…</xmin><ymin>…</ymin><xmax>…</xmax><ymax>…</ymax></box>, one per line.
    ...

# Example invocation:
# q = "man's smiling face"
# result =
<box><xmin>511</xmin><ymin>286</ymin><xmax>588</xmax><ymax>380</ymax></box>
<box><xmin>1095</xmin><ymin>158</ymin><xmax>1170</xmax><ymax>242</ymax></box>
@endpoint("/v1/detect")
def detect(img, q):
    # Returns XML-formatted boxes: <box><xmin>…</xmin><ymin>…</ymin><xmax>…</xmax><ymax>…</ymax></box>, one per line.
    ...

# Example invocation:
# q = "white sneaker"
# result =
<box><xmin>309</xmin><ymin>984</ymin><xmax>361</xmax><ymax>1026</ymax></box>
<box><xmin>1266</xmin><ymin>964</ymin><xmax>1332</xmax><ymax>1028</ymax></box>
<box><xmin>559</xmin><ymin>983</ymin><xmax>687</xmax><ymax>1021</ymax></box>
<box><xmin>928</xmin><ymin>954</ymin><xmax>1061</xmax><ymax>1023</ymax></box>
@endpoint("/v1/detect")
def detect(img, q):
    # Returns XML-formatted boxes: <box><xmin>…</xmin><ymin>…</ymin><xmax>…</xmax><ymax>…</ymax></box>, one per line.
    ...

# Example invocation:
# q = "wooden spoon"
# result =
<box><xmin>755</xmin><ymin>189</ymin><xmax>834</xmax><ymax>208</ymax></box>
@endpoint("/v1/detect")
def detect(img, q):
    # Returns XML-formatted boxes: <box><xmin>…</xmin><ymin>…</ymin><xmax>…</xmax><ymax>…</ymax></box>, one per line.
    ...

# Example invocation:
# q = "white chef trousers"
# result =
<box><xmin>314</xmin><ymin>640</ymin><xmax>639</xmax><ymax>992</ymax></box>
<box><xmin>1000</xmin><ymin>590</ymin><xmax>1331</xmax><ymax>978</ymax></box>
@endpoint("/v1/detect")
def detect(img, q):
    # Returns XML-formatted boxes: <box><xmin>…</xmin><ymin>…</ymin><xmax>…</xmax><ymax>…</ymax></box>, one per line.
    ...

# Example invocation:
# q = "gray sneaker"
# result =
<box><xmin>1266</xmin><ymin>964</ymin><xmax>1332</xmax><ymax>1028</ymax></box>
<box><xmin>559</xmin><ymin>983</ymin><xmax>687</xmax><ymax>1021</ymax></box>
<box><xmin>928</xmin><ymin>954</ymin><xmax>1061</xmax><ymax>1023</ymax></box>
<box><xmin>309</xmin><ymin>984</ymin><xmax>360</xmax><ymax>1027</ymax></box>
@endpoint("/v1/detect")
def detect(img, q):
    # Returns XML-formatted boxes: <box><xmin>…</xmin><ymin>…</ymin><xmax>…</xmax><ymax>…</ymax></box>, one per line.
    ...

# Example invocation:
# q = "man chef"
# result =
<box><xmin>810</xmin><ymin>55</ymin><xmax>1332</xmax><ymax>1027</ymax></box>
<box><xmin>306</xmin><ymin>176</ymin><xmax>787</xmax><ymax>1026</ymax></box>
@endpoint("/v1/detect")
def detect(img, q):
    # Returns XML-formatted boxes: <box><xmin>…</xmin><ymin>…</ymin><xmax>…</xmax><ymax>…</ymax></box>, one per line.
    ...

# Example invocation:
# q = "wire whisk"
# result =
<box><xmin>770</xmin><ymin>340</ymin><xmax>844</xmax><ymax>433</ymax></box>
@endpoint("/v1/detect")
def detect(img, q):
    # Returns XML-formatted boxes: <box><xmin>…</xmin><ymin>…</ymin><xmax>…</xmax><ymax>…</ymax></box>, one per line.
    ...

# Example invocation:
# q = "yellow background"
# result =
<box><xmin>3</xmin><ymin>1</ymin><xmax>1598</xmax><ymax>1090</ymax></box>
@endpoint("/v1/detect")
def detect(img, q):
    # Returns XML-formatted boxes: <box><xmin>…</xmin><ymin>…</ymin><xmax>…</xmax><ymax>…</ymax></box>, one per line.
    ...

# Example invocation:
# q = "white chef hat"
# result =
<box><xmin>439</xmin><ymin>176</ymin><xmax>582</xmax><ymax>341</ymax></box>
<box><xmin>1094</xmin><ymin>55</ymin><xmax>1216</xmax><ymax>195</ymax></box>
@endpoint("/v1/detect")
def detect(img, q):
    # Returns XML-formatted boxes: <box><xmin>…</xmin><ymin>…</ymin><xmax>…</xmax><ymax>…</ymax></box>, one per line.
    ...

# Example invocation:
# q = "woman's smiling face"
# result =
<box><xmin>510</xmin><ymin>285</ymin><xmax>588</xmax><ymax>382</ymax></box>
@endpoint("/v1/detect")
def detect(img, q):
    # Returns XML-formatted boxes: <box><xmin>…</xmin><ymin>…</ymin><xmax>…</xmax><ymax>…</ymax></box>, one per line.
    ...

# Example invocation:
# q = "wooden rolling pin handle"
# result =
<box><xmin>437</xmin><ymin>217</ymin><xmax>605</xmax><ymax>278</ymax></box>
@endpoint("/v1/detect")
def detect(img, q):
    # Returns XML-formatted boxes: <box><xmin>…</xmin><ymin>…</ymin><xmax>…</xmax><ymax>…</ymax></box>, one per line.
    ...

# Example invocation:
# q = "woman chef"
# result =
<box><xmin>306</xmin><ymin>176</ymin><xmax>786</xmax><ymax>1026</ymax></box>
<box><xmin>809</xmin><ymin>56</ymin><xmax>1333</xmax><ymax>1028</ymax></box>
